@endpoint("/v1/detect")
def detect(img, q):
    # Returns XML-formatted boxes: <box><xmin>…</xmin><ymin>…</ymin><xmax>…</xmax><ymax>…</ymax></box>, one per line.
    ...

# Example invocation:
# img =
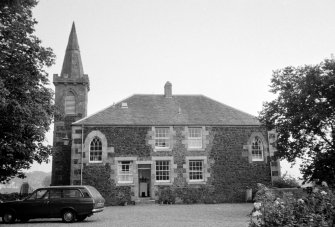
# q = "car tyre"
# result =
<box><xmin>2</xmin><ymin>211</ymin><xmax>16</xmax><ymax>224</ymax></box>
<box><xmin>77</xmin><ymin>215</ymin><xmax>87</xmax><ymax>222</ymax></box>
<box><xmin>62</xmin><ymin>210</ymin><xmax>76</xmax><ymax>223</ymax></box>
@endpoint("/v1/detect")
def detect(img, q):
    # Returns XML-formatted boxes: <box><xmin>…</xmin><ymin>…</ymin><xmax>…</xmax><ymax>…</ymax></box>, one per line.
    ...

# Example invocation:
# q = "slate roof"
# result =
<box><xmin>60</xmin><ymin>22</ymin><xmax>84</xmax><ymax>79</ymax></box>
<box><xmin>73</xmin><ymin>94</ymin><xmax>260</xmax><ymax>126</ymax></box>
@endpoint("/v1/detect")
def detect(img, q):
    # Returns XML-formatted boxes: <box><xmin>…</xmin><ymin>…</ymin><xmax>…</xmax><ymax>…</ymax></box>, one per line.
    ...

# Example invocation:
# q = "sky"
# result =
<box><xmin>29</xmin><ymin>0</ymin><xmax>335</xmax><ymax>178</ymax></box>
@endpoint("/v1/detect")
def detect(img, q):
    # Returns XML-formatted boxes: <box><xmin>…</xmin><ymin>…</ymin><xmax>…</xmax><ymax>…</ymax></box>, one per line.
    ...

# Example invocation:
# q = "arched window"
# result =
<box><xmin>90</xmin><ymin>137</ymin><xmax>102</xmax><ymax>162</ymax></box>
<box><xmin>252</xmin><ymin>136</ymin><xmax>264</xmax><ymax>161</ymax></box>
<box><xmin>65</xmin><ymin>92</ymin><xmax>75</xmax><ymax>115</ymax></box>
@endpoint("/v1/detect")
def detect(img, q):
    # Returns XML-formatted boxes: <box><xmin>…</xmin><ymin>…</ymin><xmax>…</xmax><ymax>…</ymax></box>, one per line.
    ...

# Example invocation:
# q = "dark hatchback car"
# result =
<box><xmin>0</xmin><ymin>185</ymin><xmax>105</xmax><ymax>224</ymax></box>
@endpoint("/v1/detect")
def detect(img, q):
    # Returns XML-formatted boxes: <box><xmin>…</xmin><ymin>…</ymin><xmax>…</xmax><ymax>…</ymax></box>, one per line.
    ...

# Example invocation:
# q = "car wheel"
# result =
<box><xmin>2</xmin><ymin>211</ymin><xmax>16</xmax><ymax>224</ymax></box>
<box><xmin>76</xmin><ymin>215</ymin><xmax>87</xmax><ymax>222</ymax></box>
<box><xmin>62</xmin><ymin>210</ymin><xmax>76</xmax><ymax>223</ymax></box>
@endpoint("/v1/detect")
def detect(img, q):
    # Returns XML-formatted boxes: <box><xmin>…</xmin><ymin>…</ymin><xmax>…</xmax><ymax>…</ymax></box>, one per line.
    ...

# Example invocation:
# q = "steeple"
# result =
<box><xmin>60</xmin><ymin>22</ymin><xmax>84</xmax><ymax>78</ymax></box>
<box><xmin>52</xmin><ymin>22</ymin><xmax>90</xmax><ymax>186</ymax></box>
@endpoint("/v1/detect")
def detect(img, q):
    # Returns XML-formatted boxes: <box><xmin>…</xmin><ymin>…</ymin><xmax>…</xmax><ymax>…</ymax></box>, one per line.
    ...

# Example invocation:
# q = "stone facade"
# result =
<box><xmin>53</xmin><ymin>23</ymin><xmax>279</xmax><ymax>204</ymax></box>
<box><xmin>70</xmin><ymin>125</ymin><xmax>274</xmax><ymax>203</ymax></box>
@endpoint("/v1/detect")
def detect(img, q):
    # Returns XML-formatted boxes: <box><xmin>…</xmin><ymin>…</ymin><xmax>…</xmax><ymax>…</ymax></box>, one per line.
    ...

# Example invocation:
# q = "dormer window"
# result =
<box><xmin>65</xmin><ymin>92</ymin><xmax>75</xmax><ymax>115</ymax></box>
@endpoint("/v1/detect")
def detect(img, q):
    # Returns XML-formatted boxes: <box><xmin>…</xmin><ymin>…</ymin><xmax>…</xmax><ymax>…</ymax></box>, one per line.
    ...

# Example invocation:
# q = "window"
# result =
<box><xmin>156</xmin><ymin>161</ymin><xmax>170</xmax><ymax>182</ymax></box>
<box><xmin>63</xmin><ymin>189</ymin><xmax>83</xmax><ymax>198</ymax></box>
<box><xmin>90</xmin><ymin>137</ymin><xmax>102</xmax><ymax>162</ymax></box>
<box><xmin>188</xmin><ymin>127</ymin><xmax>202</xmax><ymax>149</ymax></box>
<box><xmin>118</xmin><ymin>161</ymin><xmax>133</xmax><ymax>183</ymax></box>
<box><xmin>155</xmin><ymin>127</ymin><xmax>170</xmax><ymax>149</ymax></box>
<box><xmin>81</xmin><ymin>189</ymin><xmax>91</xmax><ymax>198</ymax></box>
<box><xmin>49</xmin><ymin>189</ymin><xmax>62</xmax><ymax>199</ymax></box>
<box><xmin>189</xmin><ymin>160</ymin><xmax>204</xmax><ymax>181</ymax></box>
<box><xmin>252</xmin><ymin>136</ymin><xmax>264</xmax><ymax>161</ymax></box>
<box><xmin>65</xmin><ymin>92</ymin><xmax>75</xmax><ymax>114</ymax></box>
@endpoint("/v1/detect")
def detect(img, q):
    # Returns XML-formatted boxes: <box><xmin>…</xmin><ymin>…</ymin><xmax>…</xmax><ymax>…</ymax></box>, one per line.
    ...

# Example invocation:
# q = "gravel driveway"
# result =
<box><xmin>4</xmin><ymin>203</ymin><xmax>253</xmax><ymax>227</ymax></box>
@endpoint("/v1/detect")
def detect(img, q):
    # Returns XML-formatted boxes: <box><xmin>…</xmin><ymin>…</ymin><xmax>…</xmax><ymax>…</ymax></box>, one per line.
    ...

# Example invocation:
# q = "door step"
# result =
<box><xmin>135</xmin><ymin>198</ymin><xmax>156</xmax><ymax>205</ymax></box>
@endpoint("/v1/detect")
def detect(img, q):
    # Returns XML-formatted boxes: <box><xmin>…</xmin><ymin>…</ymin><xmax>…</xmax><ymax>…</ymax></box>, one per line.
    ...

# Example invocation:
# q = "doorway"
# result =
<box><xmin>138</xmin><ymin>164</ymin><xmax>151</xmax><ymax>197</ymax></box>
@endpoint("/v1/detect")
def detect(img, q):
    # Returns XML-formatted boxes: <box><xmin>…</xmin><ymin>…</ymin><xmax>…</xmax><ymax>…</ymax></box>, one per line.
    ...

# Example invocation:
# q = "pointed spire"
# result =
<box><xmin>66</xmin><ymin>22</ymin><xmax>80</xmax><ymax>51</ymax></box>
<box><xmin>61</xmin><ymin>22</ymin><xmax>84</xmax><ymax>78</ymax></box>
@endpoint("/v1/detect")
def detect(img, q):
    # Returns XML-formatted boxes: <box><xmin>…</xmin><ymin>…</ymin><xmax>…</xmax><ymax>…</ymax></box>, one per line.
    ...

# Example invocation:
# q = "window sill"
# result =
<box><xmin>187</xmin><ymin>148</ymin><xmax>205</xmax><ymax>151</ymax></box>
<box><xmin>88</xmin><ymin>162</ymin><xmax>103</xmax><ymax>164</ymax></box>
<box><xmin>154</xmin><ymin>148</ymin><xmax>172</xmax><ymax>152</ymax></box>
<box><xmin>154</xmin><ymin>182</ymin><xmax>173</xmax><ymax>186</ymax></box>
<box><xmin>252</xmin><ymin>159</ymin><xmax>264</xmax><ymax>162</ymax></box>
<box><xmin>116</xmin><ymin>182</ymin><xmax>134</xmax><ymax>186</ymax></box>
<box><xmin>188</xmin><ymin>181</ymin><xmax>206</xmax><ymax>185</ymax></box>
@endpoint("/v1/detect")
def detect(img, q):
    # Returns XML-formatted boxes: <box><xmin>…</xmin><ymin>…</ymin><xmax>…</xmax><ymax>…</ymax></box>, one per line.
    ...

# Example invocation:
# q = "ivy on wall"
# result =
<box><xmin>82</xmin><ymin>163</ymin><xmax>131</xmax><ymax>205</ymax></box>
<box><xmin>84</xmin><ymin>127</ymin><xmax>152</xmax><ymax>157</ymax></box>
<box><xmin>209</xmin><ymin>126</ymin><xmax>272</xmax><ymax>202</ymax></box>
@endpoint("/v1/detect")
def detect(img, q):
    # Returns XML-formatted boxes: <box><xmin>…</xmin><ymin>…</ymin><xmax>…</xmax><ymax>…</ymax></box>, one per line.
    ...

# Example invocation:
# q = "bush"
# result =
<box><xmin>250</xmin><ymin>183</ymin><xmax>335</xmax><ymax>227</ymax></box>
<box><xmin>114</xmin><ymin>187</ymin><xmax>132</xmax><ymax>205</ymax></box>
<box><xmin>272</xmin><ymin>172</ymin><xmax>300</xmax><ymax>188</ymax></box>
<box><xmin>157</xmin><ymin>186</ymin><xmax>216</xmax><ymax>204</ymax></box>
<box><xmin>0</xmin><ymin>193</ymin><xmax>21</xmax><ymax>202</ymax></box>
<box><xmin>157</xmin><ymin>187</ymin><xmax>175</xmax><ymax>204</ymax></box>
<box><xmin>174</xmin><ymin>186</ymin><xmax>211</xmax><ymax>204</ymax></box>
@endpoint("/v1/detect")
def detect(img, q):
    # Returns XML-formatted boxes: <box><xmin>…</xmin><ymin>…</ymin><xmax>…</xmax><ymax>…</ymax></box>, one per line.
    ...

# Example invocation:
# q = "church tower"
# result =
<box><xmin>51</xmin><ymin>23</ymin><xmax>89</xmax><ymax>185</ymax></box>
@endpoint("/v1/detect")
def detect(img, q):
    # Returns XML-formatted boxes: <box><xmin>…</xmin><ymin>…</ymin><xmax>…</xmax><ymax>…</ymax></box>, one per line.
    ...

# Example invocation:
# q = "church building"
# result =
<box><xmin>52</xmin><ymin>23</ymin><xmax>280</xmax><ymax>204</ymax></box>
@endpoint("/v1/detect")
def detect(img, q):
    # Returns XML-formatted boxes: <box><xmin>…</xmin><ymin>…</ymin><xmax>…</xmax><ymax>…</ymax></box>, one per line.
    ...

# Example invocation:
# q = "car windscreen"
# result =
<box><xmin>26</xmin><ymin>189</ymin><xmax>48</xmax><ymax>200</ymax></box>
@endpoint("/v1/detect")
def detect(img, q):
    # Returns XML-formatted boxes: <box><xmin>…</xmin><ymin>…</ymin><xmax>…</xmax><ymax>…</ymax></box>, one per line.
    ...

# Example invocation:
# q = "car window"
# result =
<box><xmin>49</xmin><ymin>189</ymin><xmax>62</xmax><ymax>199</ymax></box>
<box><xmin>27</xmin><ymin>189</ymin><xmax>48</xmax><ymax>200</ymax></box>
<box><xmin>81</xmin><ymin>188</ymin><xmax>91</xmax><ymax>198</ymax></box>
<box><xmin>63</xmin><ymin>189</ymin><xmax>83</xmax><ymax>198</ymax></box>
<box><xmin>86</xmin><ymin>186</ymin><xmax>103</xmax><ymax>197</ymax></box>
<box><xmin>26</xmin><ymin>191</ymin><xmax>37</xmax><ymax>200</ymax></box>
<box><xmin>37</xmin><ymin>189</ymin><xmax>48</xmax><ymax>199</ymax></box>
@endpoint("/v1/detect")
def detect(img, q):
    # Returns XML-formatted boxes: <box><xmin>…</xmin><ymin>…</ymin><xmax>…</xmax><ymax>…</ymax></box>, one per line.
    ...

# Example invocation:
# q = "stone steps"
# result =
<box><xmin>135</xmin><ymin>198</ymin><xmax>156</xmax><ymax>205</ymax></box>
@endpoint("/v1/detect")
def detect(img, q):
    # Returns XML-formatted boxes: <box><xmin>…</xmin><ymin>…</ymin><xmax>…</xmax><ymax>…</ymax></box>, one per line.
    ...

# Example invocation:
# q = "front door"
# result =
<box><xmin>138</xmin><ymin>164</ymin><xmax>151</xmax><ymax>197</ymax></box>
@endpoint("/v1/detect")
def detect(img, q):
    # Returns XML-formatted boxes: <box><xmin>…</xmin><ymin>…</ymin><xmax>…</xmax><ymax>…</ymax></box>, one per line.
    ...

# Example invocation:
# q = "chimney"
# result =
<box><xmin>164</xmin><ymin>81</ymin><xmax>172</xmax><ymax>98</ymax></box>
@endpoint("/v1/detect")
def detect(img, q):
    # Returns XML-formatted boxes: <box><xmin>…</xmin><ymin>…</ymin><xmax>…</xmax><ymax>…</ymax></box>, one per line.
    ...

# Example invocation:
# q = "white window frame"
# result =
<box><xmin>155</xmin><ymin>160</ymin><xmax>170</xmax><ymax>183</ymax></box>
<box><xmin>117</xmin><ymin>161</ymin><xmax>134</xmax><ymax>184</ymax></box>
<box><xmin>155</xmin><ymin>127</ymin><xmax>170</xmax><ymax>149</ymax></box>
<box><xmin>89</xmin><ymin>137</ymin><xmax>102</xmax><ymax>163</ymax></box>
<box><xmin>251</xmin><ymin>136</ymin><xmax>264</xmax><ymax>161</ymax></box>
<box><xmin>65</xmin><ymin>92</ymin><xmax>76</xmax><ymax>115</ymax></box>
<box><xmin>188</xmin><ymin>127</ymin><xmax>203</xmax><ymax>149</ymax></box>
<box><xmin>188</xmin><ymin>160</ymin><xmax>204</xmax><ymax>182</ymax></box>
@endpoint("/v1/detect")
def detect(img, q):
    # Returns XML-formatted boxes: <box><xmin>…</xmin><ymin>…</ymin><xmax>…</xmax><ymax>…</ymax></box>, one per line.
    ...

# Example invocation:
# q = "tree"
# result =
<box><xmin>259</xmin><ymin>58</ymin><xmax>335</xmax><ymax>187</ymax></box>
<box><xmin>0</xmin><ymin>0</ymin><xmax>55</xmax><ymax>182</ymax></box>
